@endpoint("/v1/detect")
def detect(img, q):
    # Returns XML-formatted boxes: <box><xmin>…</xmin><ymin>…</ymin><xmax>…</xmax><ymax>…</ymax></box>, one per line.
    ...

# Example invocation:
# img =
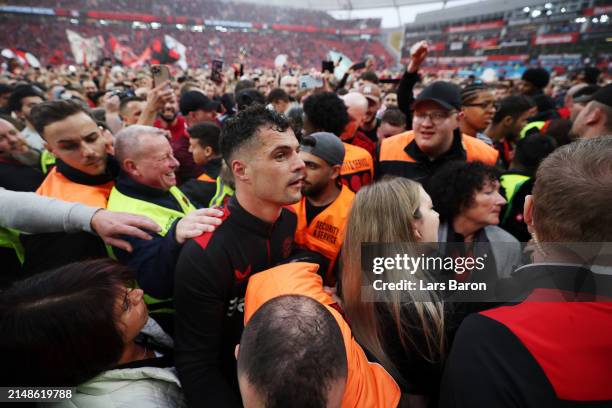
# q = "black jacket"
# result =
<box><xmin>173</xmin><ymin>196</ymin><xmax>297</xmax><ymax>407</ymax></box>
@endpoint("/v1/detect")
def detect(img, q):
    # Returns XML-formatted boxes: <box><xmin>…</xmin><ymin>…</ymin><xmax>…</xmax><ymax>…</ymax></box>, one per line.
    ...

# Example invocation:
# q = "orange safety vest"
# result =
<box><xmin>197</xmin><ymin>172</ymin><xmax>215</xmax><ymax>183</ymax></box>
<box><xmin>292</xmin><ymin>185</ymin><xmax>355</xmax><ymax>286</ymax></box>
<box><xmin>244</xmin><ymin>262</ymin><xmax>401</xmax><ymax>408</ymax></box>
<box><xmin>379</xmin><ymin>130</ymin><xmax>499</xmax><ymax>165</ymax></box>
<box><xmin>340</xmin><ymin>142</ymin><xmax>374</xmax><ymax>193</ymax></box>
<box><xmin>36</xmin><ymin>167</ymin><xmax>114</xmax><ymax>208</ymax></box>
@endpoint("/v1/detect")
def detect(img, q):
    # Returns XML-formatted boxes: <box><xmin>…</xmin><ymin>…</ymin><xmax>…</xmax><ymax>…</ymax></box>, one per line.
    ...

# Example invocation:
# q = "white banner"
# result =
<box><xmin>164</xmin><ymin>35</ymin><xmax>187</xmax><ymax>70</ymax></box>
<box><xmin>66</xmin><ymin>30</ymin><xmax>103</xmax><ymax>65</ymax></box>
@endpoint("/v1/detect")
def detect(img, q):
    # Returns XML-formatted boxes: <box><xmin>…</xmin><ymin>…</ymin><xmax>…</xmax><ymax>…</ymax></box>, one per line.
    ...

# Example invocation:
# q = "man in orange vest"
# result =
<box><xmin>31</xmin><ymin>100</ymin><xmax>116</xmax><ymax>208</ymax></box>
<box><xmin>21</xmin><ymin>100</ymin><xmax>117</xmax><ymax>273</ymax></box>
<box><xmin>238</xmin><ymin>262</ymin><xmax>401</xmax><ymax>408</ymax></box>
<box><xmin>378</xmin><ymin>81</ymin><xmax>498</xmax><ymax>186</ymax></box>
<box><xmin>293</xmin><ymin>132</ymin><xmax>355</xmax><ymax>286</ymax></box>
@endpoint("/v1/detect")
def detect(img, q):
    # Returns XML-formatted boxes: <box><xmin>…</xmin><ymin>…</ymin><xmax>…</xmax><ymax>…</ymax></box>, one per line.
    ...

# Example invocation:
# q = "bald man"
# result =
<box><xmin>280</xmin><ymin>75</ymin><xmax>299</xmax><ymax>99</ymax></box>
<box><xmin>341</xmin><ymin>92</ymin><xmax>376</xmax><ymax>156</ymax></box>
<box><xmin>108</xmin><ymin>125</ymin><xmax>223</xmax><ymax>303</ymax></box>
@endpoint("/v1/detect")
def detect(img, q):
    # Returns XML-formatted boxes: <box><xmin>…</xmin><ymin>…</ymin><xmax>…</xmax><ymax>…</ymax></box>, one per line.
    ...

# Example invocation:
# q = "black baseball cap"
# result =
<box><xmin>589</xmin><ymin>83</ymin><xmax>612</xmax><ymax>108</ymax></box>
<box><xmin>179</xmin><ymin>90</ymin><xmax>220</xmax><ymax>115</ymax></box>
<box><xmin>413</xmin><ymin>81</ymin><xmax>461</xmax><ymax>111</ymax></box>
<box><xmin>572</xmin><ymin>85</ymin><xmax>600</xmax><ymax>104</ymax></box>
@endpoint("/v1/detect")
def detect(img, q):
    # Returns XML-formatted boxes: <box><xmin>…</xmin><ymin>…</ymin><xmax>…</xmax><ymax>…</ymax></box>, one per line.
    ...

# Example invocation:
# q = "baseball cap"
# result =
<box><xmin>179</xmin><ymin>90</ymin><xmax>220</xmax><ymax>115</ymax></box>
<box><xmin>572</xmin><ymin>85</ymin><xmax>600</xmax><ymax>104</ymax></box>
<box><xmin>413</xmin><ymin>81</ymin><xmax>461</xmax><ymax>111</ymax></box>
<box><xmin>588</xmin><ymin>83</ymin><xmax>612</xmax><ymax>108</ymax></box>
<box><xmin>300</xmin><ymin>132</ymin><xmax>345</xmax><ymax>166</ymax></box>
<box><xmin>360</xmin><ymin>83</ymin><xmax>381</xmax><ymax>104</ymax></box>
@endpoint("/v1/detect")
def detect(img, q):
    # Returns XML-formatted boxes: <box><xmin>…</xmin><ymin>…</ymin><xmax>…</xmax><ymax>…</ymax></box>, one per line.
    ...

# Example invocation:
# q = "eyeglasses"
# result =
<box><xmin>464</xmin><ymin>101</ymin><xmax>496</xmax><ymax>110</ymax></box>
<box><xmin>414</xmin><ymin>111</ymin><xmax>455</xmax><ymax>125</ymax></box>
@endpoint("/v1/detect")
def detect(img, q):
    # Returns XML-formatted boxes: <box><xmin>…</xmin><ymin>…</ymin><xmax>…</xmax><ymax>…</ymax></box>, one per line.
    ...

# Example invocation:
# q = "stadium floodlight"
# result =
<box><xmin>523</xmin><ymin>7</ymin><xmax>530</xmax><ymax>13</ymax></box>
<box><xmin>561</xmin><ymin>7</ymin><xmax>566</xmax><ymax>13</ymax></box>
<box><xmin>544</xmin><ymin>3</ymin><xmax>552</xmax><ymax>9</ymax></box>
<box><xmin>70</xmin><ymin>18</ymin><xmax>78</xmax><ymax>24</ymax></box>
<box><xmin>601</xmin><ymin>15</ymin><xmax>609</xmax><ymax>23</ymax></box>
<box><xmin>592</xmin><ymin>17</ymin><xmax>599</xmax><ymax>23</ymax></box>
<box><xmin>100</xmin><ymin>20</ymin><xmax>108</xmax><ymax>25</ymax></box>
<box><xmin>574</xmin><ymin>17</ymin><xmax>587</xmax><ymax>23</ymax></box>
<box><xmin>531</xmin><ymin>9</ymin><xmax>542</xmax><ymax>18</ymax></box>
<box><xmin>191</xmin><ymin>25</ymin><xmax>204</xmax><ymax>32</ymax></box>
<box><xmin>176</xmin><ymin>24</ymin><xmax>185</xmax><ymax>30</ymax></box>
<box><xmin>151</xmin><ymin>22</ymin><xmax>161</xmax><ymax>29</ymax></box>
<box><xmin>546</xmin><ymin>10</ymin><xmax>552</xmax><ymax>16</ymax></box>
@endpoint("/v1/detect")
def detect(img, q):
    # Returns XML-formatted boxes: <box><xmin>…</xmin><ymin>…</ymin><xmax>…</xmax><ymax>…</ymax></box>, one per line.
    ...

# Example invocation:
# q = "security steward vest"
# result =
<box><xmin>292</xmin><ymin>185</ymin><xmax>355</xmax><ymax>286</ymax></box>
<box><xmin>340</xmin><ymin>142</ymin><xmax>374</xmax><ymax>193</ymax></box>
<box><xmin>40</xmin><ymin>150</ymin><xmax>56</xmax><ymax>174</ymax></box>
<box><xmin>244</xmin><ymin>262</ymin><xmax>402</xmax><ymax>408</ymax></box>
<box><xmin>36</xmin><ymin>167</ymin><xmax>114</xmax><ymax>208</ymax></box>
<box><xmin>197</xmin><ymin>172</ymin><xmax>215</xmax><ymax>183</ymax></box>
<box><xmin>520</xmin><ymin>121</ymin><xmax>547</xmax><ymax>139</ymax></box>
<box><xmin>106</xmin><ymin>185</ymin><xmax>196</xmax><ymax>314</ymax></box>
<box><xmin>0</xmin><ymin>227</ymin><xmax>24</xmax><ymax>264</ymax></box>
<box><xmin>500</xmin><ymin>173</ymin><xmax>530</xmax><ymax>203</ymax></box>
<box><xmin>209</xmin><ymin>176</ymin><xmax>234</xmax><ymax>207</ymax></box>
<box><xmin>378</xmin><ymin>130</ymin><xmax>499</xmax><ymax>183</ymax></box>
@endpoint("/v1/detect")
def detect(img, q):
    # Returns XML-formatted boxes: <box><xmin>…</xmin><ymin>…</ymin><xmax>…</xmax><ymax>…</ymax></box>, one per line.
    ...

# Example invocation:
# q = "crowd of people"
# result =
<box><xmin>0</xmin><ymin>35</ymin><xmax>611</xmax><ymax>408</ymax></box>
<box><xmin>1</xmin><ymin>15</ymin><xmax>394</xmax><ymax>70</ymax></box>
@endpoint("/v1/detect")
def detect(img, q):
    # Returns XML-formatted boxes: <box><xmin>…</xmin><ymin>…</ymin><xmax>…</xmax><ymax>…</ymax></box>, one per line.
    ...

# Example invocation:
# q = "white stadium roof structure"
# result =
<box><xmin>219</xmin><ymin>0</ymin><xmax>489</xmax><ymax>12</ymax></box>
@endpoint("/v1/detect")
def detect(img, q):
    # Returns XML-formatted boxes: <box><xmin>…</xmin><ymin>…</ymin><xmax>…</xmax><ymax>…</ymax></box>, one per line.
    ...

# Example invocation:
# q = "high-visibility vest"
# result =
<box><xmin>106</xmin><ymin>185</ymin><xmax>196</xmax><ymax>314</ymax></box>
<box><xmin>0</xmin><ymin>227</ymin><xmax>25</xmax><ymax>264</ymax></box>
<box><xmin>244</xmin><ymin>262</ymin><xmax>402</xmax><ymax>408</ymax></box>
<box><xmin>40</xmin><ymin>150</ymin><xmax>56</xmax><ymax>174</ymax></box>
<box><xmin>36</xmin><ymin>167</ymin><xmax>114</xmax><ymax>208</ymax></box>
<box><xmin>292</xmin><ymin>185</ymin><xmax>355</xmax><ymax>286</ymax></box>
<box><xmin>379</xmin><ymin>130</ymin><xmax>499</xmax><ymax>166</ymax></box>
<box><xmin>340</xmin><ymin>142</ymin><xmax>374</xmax><ymax>193</ymax></box>
<box><xmin>500</xmin><ymin>173</ymin><xmax>530</xmax><ymax>202</ymax></box>
<box><xmin>209</xmin><ymin>176</ymin><xmax>234</xmax><ymax>207</ymax></box>
<box><xmin>520</xmin><ymin>121</ymin><xmax>546</xmax><ymax>139</ymax></box>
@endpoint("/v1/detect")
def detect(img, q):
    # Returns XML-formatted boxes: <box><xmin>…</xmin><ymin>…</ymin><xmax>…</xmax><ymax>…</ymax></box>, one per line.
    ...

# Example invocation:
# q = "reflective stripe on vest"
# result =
<box><xmin>106</xmin><ymin>185</ymin><xmax>196</xmax><ymax>315</ymax></box>
<box><xmin>0</xmin><ymin>227</ymin><xmax>25</xmax><ymax>264</ymax></box>
<box><xmin>36</xmin><ymin>167</ymin><xmax>114</xmax><ymax>208</ymax></box>
<box><xmin>40</xmin><ymin>150</ymin><xmax>56</xmax><ymax>174</ymax></box>
<box><xmin>210</xmin><ymin>177</ymin><xmax>234</xmax><ymax>208</ymax></box>
<box><xmin>292</xmin><ymin>185</ymin><xmax>355</xmax><ymax>286</ymax></box>
<box><xmin>520</xmin><ymin>121</ymin><xmax>545</xmax><ymax>139</ymax></box>
<box><xmin>500</xmin><ymin>174</ymin><xmax>530</xmax><ymax>202</ymax></box>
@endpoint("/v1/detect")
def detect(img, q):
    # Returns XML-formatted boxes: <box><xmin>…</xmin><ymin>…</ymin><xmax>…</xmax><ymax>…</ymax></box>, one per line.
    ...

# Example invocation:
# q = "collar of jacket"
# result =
<box><xmin>405</xmin><ymin>129</ymin><xmax>466</xmax><ymax>164</ymax></box>
<box><xmin>56</xmin><ymin>156</ymin><xmax>118</xmax><ymax>186</ymax></box>
<box><xmin>227</xmin><ymin>195</ymin><xmax>287</xmax><ymax>238</ymax></box>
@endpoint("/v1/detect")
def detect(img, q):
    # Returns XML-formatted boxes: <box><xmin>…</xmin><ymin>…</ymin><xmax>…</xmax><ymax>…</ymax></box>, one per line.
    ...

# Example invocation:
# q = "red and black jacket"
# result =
<box><xmin>440</xmin><ymin>263</ymin><xmax>612</xmax><ymax>408</ymax></box>
<box><xmin>173</xmin><ymin>196</ymin><xmax>297</xmax><ymax>407</ymax></box>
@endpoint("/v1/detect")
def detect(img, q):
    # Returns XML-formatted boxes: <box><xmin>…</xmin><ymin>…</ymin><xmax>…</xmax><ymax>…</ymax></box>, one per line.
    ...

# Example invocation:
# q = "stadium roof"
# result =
<box><xmin>220</xmin><ymin>0</ymin><xmax>481</xmax><ymax>12</ymax></box>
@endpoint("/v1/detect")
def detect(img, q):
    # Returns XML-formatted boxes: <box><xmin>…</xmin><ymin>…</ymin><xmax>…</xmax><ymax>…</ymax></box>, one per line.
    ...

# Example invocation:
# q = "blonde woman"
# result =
<box><xmin>341</xmin><ymin>177</ymin><xmax>446</xmax><ymax>406</ymax></box>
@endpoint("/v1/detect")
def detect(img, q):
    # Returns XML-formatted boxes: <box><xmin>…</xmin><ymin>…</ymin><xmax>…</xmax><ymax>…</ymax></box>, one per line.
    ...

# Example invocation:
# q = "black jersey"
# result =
<box><xmin>173</xmin><ymin>196</ymin><xmax>297</xmax><ymax>407</ymax></box>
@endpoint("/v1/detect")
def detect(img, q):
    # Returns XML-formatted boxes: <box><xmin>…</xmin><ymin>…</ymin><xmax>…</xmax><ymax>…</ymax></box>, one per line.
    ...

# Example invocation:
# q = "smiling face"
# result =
<box><xmin>128</xmin><ymin>133</ymin><xmax>179</xmax><ymax>190</ymax></box>
<box><xmin>461</xmin><ymin>179</ymin><xmax>506</xmax><ymax>228</ymax></box>
<box><xmin>413</xmin><ymin>101</ymin><xmax>461</xmax><ymax>158</ymax></box>
<box><xmin>43</xmin><ymin>111</ymin><xmax>110</xmax><ymax>176</ymax></box>
<box><xmin>236</xmin><ymin>126</ymin><xmax>305</xmax><ymax>206</ymax></box>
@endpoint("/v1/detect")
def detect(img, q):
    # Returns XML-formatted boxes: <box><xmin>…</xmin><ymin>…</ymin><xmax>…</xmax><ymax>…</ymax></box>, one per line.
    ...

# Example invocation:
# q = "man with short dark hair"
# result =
<box><xmin>0</xmin><ymin>84</ymin><xmax>13</xmax><ymax>115</ymax></box>
<box><xmin>119</xmin><ymin>96</ymin><xmax>146</xmax><ymax>126</ymax></box>
<box><xmin>267</xmin><ymin>87</ymin><xmax>290</xmax><ymax>114</ymax></box>
<box><xmin>377</xmin><ymin>108</ymin><xmax>406</xmax><ymax>140</ymax></box>
<box><xmin>8</xmin><ymin>85</ymin><xmax>45</xmax><ymax>152</ymax></box>
<box><xmin>485</xmin><ymin>95</ymin><xmax>535</xmax><ymax>168</ymax></box>
<box><xmin>518</xmin><ymin>67</ymin><xmax>558</xmax><ymax>122</ymax></box>
<box><xmin>179</xmin><ymin>122</ymin><xmax>223</xmax><ymax>208</ymax></box>
<box><xmin>0</xmin><ymin>118</ymin><xmax>43</xmax><ymax>191</ymax></box>
<box><xmin>378</xmin><ymin>81</ymin><xmax>498</xmax><ymax>185</ymax></box>
<box><xmin>303</xmin><ymin>92</ymin><xmax>374</xmax><ymax>193</ymax></box>
<box><xmin>174</xmin><ymin>105</ymin><xmax>304</xmax><ymax>407</ymax></box>
<box><xmin>293</xmin><ymin>132</ymin><xmax>355</xmax><ymax>286</ymax></box>
<box><xmin>238</xmin><ymin>294</ymin><xmax>348</xmax><ymax>408</ymax></box>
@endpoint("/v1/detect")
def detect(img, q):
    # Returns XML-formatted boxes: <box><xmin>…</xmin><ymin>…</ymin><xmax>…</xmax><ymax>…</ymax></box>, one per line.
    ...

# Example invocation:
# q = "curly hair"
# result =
<box><xmin>220</xmin><ymin>104</ymin><xmax>290</xmax><ymax>165</ymax></box>
<box><xmin>302</xmin><ymin>92</ymin><xmax>349</xmax><ymax>137</ymax></box>
<box><xmin>427</xmin><ymin>161</ymin><xmax>500</xmax><ymax>223</ymax></box>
